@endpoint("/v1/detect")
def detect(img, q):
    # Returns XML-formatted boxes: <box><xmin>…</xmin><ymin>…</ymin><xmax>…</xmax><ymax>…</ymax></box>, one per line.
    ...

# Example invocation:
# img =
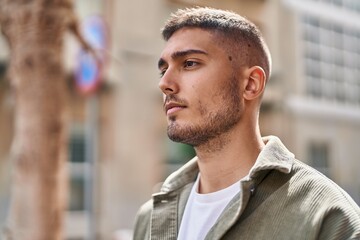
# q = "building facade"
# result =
<box><xmin>0</xmin><ymin>0</ymin><xmax>359</xmax><ymax>239</ymax></box>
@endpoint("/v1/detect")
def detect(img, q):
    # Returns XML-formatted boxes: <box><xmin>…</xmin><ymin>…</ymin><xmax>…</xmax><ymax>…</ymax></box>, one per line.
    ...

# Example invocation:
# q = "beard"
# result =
<box><xmin>166</xmin><ymin>75</ymin><xmax>243</xmax><ymax>147</ymax></box>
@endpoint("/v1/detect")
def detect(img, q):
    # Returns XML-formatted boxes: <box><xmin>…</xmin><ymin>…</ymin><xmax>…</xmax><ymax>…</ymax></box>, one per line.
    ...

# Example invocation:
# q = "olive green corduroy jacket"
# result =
<box><xmin>133</xmin><ymin>136</ymin><xmax>360</xmax><ymax>240</ymax></box>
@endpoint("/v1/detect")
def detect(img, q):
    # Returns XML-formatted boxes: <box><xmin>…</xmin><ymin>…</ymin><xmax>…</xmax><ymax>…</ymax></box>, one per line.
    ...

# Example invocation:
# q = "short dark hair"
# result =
<box><xmin>162</xmin><ymin>7</ymin><xmax>272</xmax><ymax>80</ymax></box>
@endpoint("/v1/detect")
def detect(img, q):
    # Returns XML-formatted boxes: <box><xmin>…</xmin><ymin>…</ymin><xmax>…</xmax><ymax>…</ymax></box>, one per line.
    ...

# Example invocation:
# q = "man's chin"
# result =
<box><xmin>167</xmin><ymin>122</ymin><xmax>203</xmax><ymax>145</ymax></box>
<box><xmin>167</xmin><ymin>129</ymin><xmax>187</xmax><ymax>143</ymax></box>
<box><xmin>167</xmin><ymin>129</ymin><xmax>200</xmax><ymax>146</ymax></box>
<box><xmin>167</xmin><ymin>131</ymin><xmax>183</xmax><ymax>143</ymax></box>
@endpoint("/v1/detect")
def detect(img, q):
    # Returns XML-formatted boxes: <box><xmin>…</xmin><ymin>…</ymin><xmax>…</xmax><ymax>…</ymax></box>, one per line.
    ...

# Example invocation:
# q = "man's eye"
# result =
<box><xmin>159</xmin><ymin>69</ymin><xmax>167</xmax><ymax>77</ymax></box>
<box><xmin>184</xmin><ymin>61</ymin><xmax>197</xmax><ymax>68</ymax></box>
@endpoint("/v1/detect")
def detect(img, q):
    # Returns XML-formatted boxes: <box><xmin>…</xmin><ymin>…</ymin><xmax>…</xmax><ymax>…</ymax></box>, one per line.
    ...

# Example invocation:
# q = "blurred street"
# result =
<box><xmin>0</xmin><ymin>0</ymin><xmax>359</xmax><ymax>239</ymax></box>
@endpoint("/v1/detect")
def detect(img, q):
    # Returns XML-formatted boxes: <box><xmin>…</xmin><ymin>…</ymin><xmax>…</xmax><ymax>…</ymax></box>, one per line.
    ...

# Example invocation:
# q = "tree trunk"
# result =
<box><xmin>0</xmin><ymin>0</ymin><xmax>82</xmax><ymax>239</ymax></box>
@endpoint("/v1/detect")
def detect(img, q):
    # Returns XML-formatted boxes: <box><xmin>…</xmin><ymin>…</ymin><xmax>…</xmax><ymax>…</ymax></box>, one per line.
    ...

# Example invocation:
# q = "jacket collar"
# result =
<box><xmin>248</xmin><ymin>136</ymin><xmax>294</xmax><ymax>179</ymax></box>
<box><xmin>159</xmin><ymin>135</ymin><xmax>294</xmax><ymax>194</ymax></box>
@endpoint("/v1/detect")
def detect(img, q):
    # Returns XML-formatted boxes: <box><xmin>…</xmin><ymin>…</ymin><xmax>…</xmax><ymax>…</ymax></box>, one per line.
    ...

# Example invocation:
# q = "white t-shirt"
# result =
<box><xmin>177</xmin><ymin>174</ymin><xmax>241</xmax><ymax>240</ymax></box>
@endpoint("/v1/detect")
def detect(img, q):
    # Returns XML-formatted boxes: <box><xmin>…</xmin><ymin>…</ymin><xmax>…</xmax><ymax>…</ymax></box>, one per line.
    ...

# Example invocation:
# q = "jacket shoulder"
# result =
<box><xmin>290</xmin><ymin>160</ymin><xmax>360</xmax><ymax>238</ymax></box>
<box><xmin>133</xmin><ymin>199</ymin><xmax>153</xmax><ymax>240</ymax></box>
<box><xmin>291</xmin><ymin>160</ymin><xmax>359</xmax><ymax>207</ymax></box>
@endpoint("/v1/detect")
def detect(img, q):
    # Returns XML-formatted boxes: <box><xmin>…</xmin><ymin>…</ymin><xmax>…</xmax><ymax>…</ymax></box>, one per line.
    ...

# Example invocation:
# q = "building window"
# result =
<box><xmin>68</xmin><ymin>127</ymin><xmax>86</xmax><ymax>211</ymax></box>
<box><xmin>301</xmin><ymin>8</ymin><xmax>360</xmax><ymax>106</ymax></box>
<box><xmin>301</xmin><ymin>1</ymin><xmax>360</xmax><ymax>18</ymax></box>
<box><xmin>308</xmin><ymin>142</ymin><xmax>330</xmax><ymax>177</ymax></box>
<box><xmin>69</xmin><ymin>175</ymin><xmax>85</xmax><ymax>211</ymax></box>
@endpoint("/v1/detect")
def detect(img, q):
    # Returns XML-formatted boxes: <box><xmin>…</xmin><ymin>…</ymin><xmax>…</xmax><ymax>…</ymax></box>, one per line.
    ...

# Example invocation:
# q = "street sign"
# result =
<box><xmin>75</xmin><ymin>16</ymin><xmax>107</xmax><ymax>95</ymax></box>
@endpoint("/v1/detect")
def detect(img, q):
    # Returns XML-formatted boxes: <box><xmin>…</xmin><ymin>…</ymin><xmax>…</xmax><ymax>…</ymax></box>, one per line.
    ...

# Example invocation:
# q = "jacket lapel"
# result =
<box><xmin>151</xmin><ymin>192</ymin><xmax>178</xmax><ymax>240</ymax></box>
<box><xmin>205</xmin><ymin>179</ymin><xmax>255</xmax><ymax>239</ymax></box>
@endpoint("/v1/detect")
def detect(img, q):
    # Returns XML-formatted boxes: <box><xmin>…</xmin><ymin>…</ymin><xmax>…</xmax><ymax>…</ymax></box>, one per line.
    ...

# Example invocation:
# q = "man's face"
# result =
<box><xmin>158</xmin><ymin>28</ymin><xmax>244</xmax><ymax>146</ymax></box>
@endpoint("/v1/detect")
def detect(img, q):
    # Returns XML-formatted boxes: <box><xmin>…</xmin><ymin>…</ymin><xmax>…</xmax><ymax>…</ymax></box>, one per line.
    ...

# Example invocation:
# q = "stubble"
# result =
<box><xmin>167</xmin><ymin>74</ymin><xmax>243</xmax><ymax>147</ymax></box>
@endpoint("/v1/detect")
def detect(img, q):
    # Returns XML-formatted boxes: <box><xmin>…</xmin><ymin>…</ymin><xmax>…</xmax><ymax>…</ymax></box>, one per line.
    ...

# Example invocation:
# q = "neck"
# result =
<box><xmin>194</xmin><ymin>119</ymin><xmax>264</xmax><ymax>194</ymax></box>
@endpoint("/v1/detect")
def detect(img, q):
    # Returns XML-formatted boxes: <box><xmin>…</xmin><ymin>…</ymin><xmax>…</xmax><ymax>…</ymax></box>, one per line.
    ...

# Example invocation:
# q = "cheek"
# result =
<box><xmin>191</xmin><ymin>85</ymin><xmax>226</xmax><ymax>116</ymax></box>
<box><xmin>197</xmin><ymin>99</ymin><xmax>208</xmax><ymax>116</ymax></box>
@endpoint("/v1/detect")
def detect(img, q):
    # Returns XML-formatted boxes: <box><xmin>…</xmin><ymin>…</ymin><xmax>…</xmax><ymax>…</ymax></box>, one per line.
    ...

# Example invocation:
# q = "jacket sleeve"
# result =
<box><xmin>318</xmin><ymin>204</ymin><xmax>360</xmax><ymax>240</ymax></box>
<box><xmin>133</xmin><ymin>199</ymin><xmax>153</xmax><ymax>240</ymax></box>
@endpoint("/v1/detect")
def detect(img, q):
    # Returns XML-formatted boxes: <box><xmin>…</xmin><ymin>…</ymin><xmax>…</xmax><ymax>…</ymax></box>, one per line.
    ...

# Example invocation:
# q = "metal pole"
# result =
<box><xmin>85</xmin><ymin>94</ymin><xmax>99</xmax><ymax>240</ymax></box>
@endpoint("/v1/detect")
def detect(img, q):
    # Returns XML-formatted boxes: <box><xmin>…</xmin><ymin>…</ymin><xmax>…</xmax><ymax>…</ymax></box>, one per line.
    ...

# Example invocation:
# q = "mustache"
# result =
<box><xmin>163</xmin><ymin>94</ymin><xmax>188</xmax><ymax>109</ymax></box>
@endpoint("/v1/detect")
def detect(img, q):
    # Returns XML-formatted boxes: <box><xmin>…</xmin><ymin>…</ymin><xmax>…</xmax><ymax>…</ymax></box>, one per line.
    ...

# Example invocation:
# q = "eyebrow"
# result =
<box><xmin>158</xmin><ymin>49</ymin><xmax>208</xmax><ymax>69</ymax></box>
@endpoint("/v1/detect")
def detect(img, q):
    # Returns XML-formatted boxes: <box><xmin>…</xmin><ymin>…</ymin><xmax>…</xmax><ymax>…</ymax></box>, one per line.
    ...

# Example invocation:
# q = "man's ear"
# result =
<box><xmin>243</xmin><ymin>66</ymin><xmax>266</xmax><ymax>101</ymax></box>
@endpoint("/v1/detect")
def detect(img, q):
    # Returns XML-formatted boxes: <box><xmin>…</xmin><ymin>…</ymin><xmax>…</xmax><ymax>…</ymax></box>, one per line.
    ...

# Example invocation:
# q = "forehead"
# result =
<box><xmin>160</xmin><ymin>28</ymin><xmax>224</xmax><ymax>59</ymax></box>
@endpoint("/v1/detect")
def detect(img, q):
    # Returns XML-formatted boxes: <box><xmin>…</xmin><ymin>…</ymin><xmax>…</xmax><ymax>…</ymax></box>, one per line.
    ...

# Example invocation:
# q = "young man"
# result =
<box><xmin>133</xmin><ymin>7</ymin><xmax>360</xmax><ymax>240</ymax></box>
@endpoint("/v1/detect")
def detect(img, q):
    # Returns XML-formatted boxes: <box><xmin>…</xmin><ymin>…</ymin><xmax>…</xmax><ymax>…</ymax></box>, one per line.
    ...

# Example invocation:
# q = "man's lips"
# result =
<box><xmin>164</xmin><ymin>102</ymin><xmax>186</xmax><ymax>115</ymax></box>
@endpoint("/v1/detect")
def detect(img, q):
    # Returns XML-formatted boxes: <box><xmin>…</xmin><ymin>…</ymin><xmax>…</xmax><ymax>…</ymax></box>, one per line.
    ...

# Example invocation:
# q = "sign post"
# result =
<box><xmin>75</xmin><ymin>15</ymin><xmax>107</xmax><ymax>240</ymax></box>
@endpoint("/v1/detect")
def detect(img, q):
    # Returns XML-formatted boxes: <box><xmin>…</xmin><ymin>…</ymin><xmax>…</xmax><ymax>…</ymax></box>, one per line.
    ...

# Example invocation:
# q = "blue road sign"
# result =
<box><xmin>75</xmin><ymin>16</ymin><xmax>107</xmax><ymax>95</ymax></box>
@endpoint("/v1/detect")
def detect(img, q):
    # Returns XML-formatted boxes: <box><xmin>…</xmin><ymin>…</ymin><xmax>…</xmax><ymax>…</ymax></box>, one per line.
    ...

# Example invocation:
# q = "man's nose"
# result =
<box><xmin>158</xmin><ymin>68</ymin><xmax>179</xmax><ymax>95</ymax></box>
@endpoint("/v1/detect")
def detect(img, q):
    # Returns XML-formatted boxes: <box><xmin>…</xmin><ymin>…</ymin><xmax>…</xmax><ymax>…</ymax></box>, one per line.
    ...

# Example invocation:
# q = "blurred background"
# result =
<box><xmin>0</xmin><ymin>0</ymin><xmax>359</xmax><ymax>239</ymax></box>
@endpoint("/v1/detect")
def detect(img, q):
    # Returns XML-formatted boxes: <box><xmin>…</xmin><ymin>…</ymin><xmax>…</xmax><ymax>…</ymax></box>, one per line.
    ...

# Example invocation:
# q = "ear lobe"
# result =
<box><xmin>243</xmin><ymin>67</ymin><xmax>266</xmax><ymax>101</ymax></box>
